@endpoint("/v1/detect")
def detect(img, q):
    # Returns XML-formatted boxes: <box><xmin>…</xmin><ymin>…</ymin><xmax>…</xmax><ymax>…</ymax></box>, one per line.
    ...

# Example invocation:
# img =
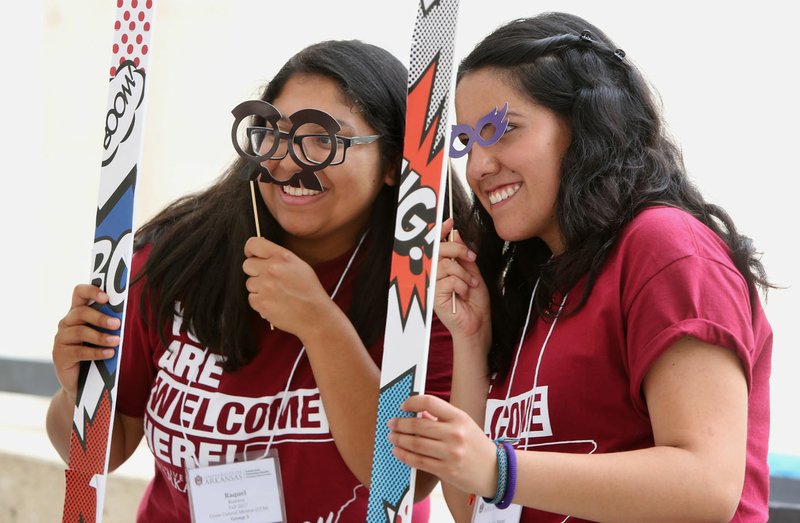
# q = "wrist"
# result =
<box><xmin>482</xmin><ymin>439</ymin><xmax>518</xmax><ymax>509</ymax></box>
<box><xmin>482</xmin><ymin>439</ymin><xmax>508</xmax><ymax>504</ymax></box>
<box><xmin>451</xmin><ymin>328</ymin><xmax>491</xmax><ymax>355</ymax></box>
<box><xmin>297</xmin><ymin>299</ymin><xmax>349</xmax><ymax>347</ymax></box>
<box><xmin>496</xmin><ymin>442</ymin><xmax>517</xmax><ymax>509</ymax></box>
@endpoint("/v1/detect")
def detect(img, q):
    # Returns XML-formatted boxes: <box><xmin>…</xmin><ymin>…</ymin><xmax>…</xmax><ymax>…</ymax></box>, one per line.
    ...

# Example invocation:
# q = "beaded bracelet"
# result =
<box><xmin>482</xmin><ymin>440</ymin><xmax>508</xmax><ymax>505</ymax></box>
<box><xmin>496</xmin><ymin>441</ymin><xmax>517</xmax><ymax>509</ymax></box>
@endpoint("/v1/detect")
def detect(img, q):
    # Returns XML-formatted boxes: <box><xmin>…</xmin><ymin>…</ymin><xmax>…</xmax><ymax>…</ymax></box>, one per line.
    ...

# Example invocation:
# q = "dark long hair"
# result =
<box><xmin>458</xmin><ymin>12</ymin><xmax>773</xmax><ymax>378</ymax></box>
<box><xmin>133</xmin><ymin>40</ymin><xmax>411</xmax><ymax>371</ymax></box>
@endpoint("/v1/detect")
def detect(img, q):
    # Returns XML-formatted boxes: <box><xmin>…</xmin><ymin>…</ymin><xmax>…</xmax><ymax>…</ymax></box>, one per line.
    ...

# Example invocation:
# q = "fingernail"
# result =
<box><xmin>98</xmin><ymin>291</ymin><xmax>108</xmax><ymax>301</ymax></box>
<box><xmin>467</xmin><ymin>250</ymin><xmax>477</xmax><ymax>261</ymax></box>
<box><xmin>387</xmin><ymin>419</ymin><xmax>394</xmax><ymax>429</ymax></box>
<box><xmin>106</xmin><ymin>317</ymin><xmax>120</xmax><ymax>328</ymax></box>
<box><xmin>106</xmin><ymin>335</ymin><xmax>120</xmax><ymax>344</ymax></box>
<box><xmin>471</xmin><ymin>276</ymin><xmax>480</xmax><ymax>287</ymax></box>
<box><xmin>103</xmin><ymin>349</ymin><xmax>115</xmax><ymax>358</ymax></box>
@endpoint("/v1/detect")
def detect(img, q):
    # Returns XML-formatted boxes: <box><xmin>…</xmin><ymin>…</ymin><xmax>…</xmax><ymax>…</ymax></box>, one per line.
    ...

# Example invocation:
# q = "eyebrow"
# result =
<box><xmin>277</xmin><ymin>115</ymin><xmax>357</xmax><ymax>134</ymax></box>
<box><xmin>333</xmin><ymin>117</ymin><xmax>356</xmax><ymax>133</ymax></box>
<box><xmin>456</xmin><ymin>109</ymin><xmax>520</xmax><ymax>127</ymax></box>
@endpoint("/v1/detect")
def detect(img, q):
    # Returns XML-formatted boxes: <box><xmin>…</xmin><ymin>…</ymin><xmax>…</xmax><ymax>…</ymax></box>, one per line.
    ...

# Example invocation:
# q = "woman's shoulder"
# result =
<box><xmin>609</xmin><ymin>205</ymin><xmax>739</xmax><ymax>287</ymax></box>
<box><xmin>620</xmin><ymin>205</ymin><xmax>730</xmax><ymax>260</ymax></box>
<box><xmin>625</xmin><ymin>205</ymin><xmax>694</xmax><ymax>239</ymax></box>
<box><xmin>131</xmin><ymin>242</ymin><xmax>154</xmax><ymax>279</ymax></box>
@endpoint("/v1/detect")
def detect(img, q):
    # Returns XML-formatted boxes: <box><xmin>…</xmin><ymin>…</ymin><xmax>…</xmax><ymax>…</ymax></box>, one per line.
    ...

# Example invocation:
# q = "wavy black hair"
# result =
<box><xmin>133</xmin><ymin>40</ymin><xmax>470</xmax><ymax>371</ymax></box>
<box><xmin>458</xmin><ymin>12</ymin><xmax>773</xmax><ymax>379</ymax></box>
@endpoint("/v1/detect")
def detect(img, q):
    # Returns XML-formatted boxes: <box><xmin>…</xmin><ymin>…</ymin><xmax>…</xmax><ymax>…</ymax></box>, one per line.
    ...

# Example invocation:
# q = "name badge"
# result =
<box><xmin>186</xmin><ymin>453</ymin><xmax>286</xmax><ymax>523</ymax></box>
<box><xmin>471</xmin><ymin>497</ymin><xmax>523</xmax><ymax>523</ymax></box>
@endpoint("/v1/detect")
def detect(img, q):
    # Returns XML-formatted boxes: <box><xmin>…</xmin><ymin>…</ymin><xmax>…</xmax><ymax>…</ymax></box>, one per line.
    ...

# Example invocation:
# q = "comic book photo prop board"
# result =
<box><xmin>62</xmin><ymin>1</ymin><xmax>156</xmax><ymax>522</ymax></box>
<box><xmin>367</xmin><ymin>0</ymin><xmax>460</xmax><ymax>521</ymax></box>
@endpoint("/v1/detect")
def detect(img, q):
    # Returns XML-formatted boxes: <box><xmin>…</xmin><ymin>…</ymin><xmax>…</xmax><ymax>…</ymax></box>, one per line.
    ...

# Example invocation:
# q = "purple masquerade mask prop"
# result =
<box><xmin>231</xmin><ymin>99</ymin><xmax>345</xmax><ymax>192</ymax></box>
<box><xmin>449</xmin><ymin>102</ymin><xmax>509</xmax><ymax>159</ymax></box>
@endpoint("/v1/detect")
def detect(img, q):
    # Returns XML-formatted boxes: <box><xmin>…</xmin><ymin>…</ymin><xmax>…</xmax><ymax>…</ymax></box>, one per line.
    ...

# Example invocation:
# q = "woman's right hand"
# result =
<box><xmin>434</xmin><ymin>218</ymin><xmax>491</xmax><ymax>348</ymax></box>
<box><xmin>52</xmin><ymin>284</ymin><xmax>121</xmax><ymax>403</ymax></box>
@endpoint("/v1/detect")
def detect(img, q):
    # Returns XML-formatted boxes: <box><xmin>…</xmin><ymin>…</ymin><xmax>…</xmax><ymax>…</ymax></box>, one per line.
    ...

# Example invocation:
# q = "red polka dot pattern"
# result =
<box><xmin>63</xmin><ymin>389</ymin><xmax>113</xmax><ymax>522</ymax></box>
<box><xmin>109</xmin><ymin>0</ymin><xmax>154</xmax><ymax>77</ymax></box>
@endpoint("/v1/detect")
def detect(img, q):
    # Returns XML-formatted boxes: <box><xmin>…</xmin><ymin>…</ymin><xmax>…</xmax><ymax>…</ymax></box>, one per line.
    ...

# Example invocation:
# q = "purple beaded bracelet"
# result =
<box><xmin>496</xmin><ymin>442</ymin><xmax>517</xmax><ymax>509</ymax></box>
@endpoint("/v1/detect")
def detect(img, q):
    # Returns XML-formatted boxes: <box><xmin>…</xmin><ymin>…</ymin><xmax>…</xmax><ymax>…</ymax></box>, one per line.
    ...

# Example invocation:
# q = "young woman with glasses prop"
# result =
<box><xmin>48</xmin><ymin>39</ymin><xmax>467</xmax><ymax>522</ymax></box>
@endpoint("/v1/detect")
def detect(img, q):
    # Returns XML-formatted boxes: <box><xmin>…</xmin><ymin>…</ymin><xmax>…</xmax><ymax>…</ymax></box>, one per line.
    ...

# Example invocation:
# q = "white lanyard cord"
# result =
<box><xmin>177</xmin><ymin>229</ymin><xmax>368</xmax><ymax>467</ymax></box>
<box><xmin>262</xmin><ymin>229</ymin><xmax>368</xmax><ymax>455</ymax></box>
<box><xmin>522</xmin><ymin>291</ymin><xmax>568</xmax><ymax>450</ymax></box>
<box><xmin>495</xmin><ymin>276</ymin><xmax>568</xmax><ymax>449</ymax></box>
<box><xmin>498</xmin><ymin>278</ymin><xmax>540</xmax><ymax>419</ymax></box>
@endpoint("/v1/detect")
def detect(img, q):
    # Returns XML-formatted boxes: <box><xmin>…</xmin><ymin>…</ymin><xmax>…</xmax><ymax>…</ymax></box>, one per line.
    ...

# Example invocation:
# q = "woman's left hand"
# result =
<box><xmin>242</xmin><ymin>236</ymin><xmax>333</xmax><ymax>336</ymax></box>
<box><xmin>388</xmin><ymin>394</ymin><xmax>498</xmax><ymax>499</ymax></box>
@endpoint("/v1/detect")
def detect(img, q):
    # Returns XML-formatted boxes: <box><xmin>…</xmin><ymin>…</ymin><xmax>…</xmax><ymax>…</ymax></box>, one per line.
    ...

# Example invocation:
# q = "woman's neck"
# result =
<box><xmin>279</xmin><ymin>230</ymin><xmax>363</xmax><ymax>266</ymax></box>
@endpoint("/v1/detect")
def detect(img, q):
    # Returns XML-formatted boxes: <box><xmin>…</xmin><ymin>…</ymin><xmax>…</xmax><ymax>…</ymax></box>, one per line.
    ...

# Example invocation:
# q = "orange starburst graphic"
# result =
<box><xmin>389</xmin><ymin>57</ymin><xmax>445</xmax><ymax>326</ymax></box>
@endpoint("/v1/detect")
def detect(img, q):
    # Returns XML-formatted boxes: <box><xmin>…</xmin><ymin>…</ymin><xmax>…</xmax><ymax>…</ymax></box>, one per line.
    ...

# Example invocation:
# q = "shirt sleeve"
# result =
<box><xmin>424</xmin><ymin>314</ymin><xmax>454</xmax><ymax>402</ymax></box>
<box><xmin>623</xmin><ymin>227</ymin><xmax>756</xmax><ymax>415</ymax></box>
<box><xmin>116</xmin><ymin>245</ymin><xmax>158</xmax><ymax>418</ymax></box>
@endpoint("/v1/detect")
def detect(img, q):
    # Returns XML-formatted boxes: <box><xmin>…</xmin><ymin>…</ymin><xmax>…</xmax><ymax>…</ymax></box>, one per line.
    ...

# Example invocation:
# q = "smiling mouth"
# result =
<box><xmin>488</xmin><ymin>183</ymin><xmax>521</xmax><ymax>205</ymax></box>
<box><xmin>281</xmin><ymin>185</ymin><xmax>323</xmax><ymax>196</ymax></box>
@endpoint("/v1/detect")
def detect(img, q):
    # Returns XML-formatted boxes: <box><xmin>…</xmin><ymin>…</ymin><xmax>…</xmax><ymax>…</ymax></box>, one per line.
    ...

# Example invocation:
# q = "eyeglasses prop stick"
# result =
<box><xmin>248</xmin><ymin>180</ymin><xmax>274</xmax><ymax>330</ymax></box>
<box><xmin>249</xmin><ymin>181</ymin><xmax>262</xmax><ymax>238</ymax></box>
<box><xmin>448</xmin><ymin>161</ymin><xmax>457</xmax><ymax>315</ymax></box>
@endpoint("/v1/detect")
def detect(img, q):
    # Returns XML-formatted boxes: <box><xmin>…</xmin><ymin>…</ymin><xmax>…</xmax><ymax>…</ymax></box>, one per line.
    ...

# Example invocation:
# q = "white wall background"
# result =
<box><xmin>1</xmin><ymin>1</ymin><xmax>797</xmax><ymax>456</ymax></box>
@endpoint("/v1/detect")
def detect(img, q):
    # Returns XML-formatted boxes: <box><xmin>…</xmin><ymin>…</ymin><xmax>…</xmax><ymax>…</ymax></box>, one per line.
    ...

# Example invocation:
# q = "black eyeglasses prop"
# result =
<box><xmin>231</xmin><ymin>99</ymin><xmax>381</xmax><ymax>192</ymax></box>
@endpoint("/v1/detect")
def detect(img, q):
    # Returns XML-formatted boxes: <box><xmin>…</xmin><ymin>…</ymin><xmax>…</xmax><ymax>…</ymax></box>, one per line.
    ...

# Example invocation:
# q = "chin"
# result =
<box><xmin>494</xmin><ymin>225</ymin><xmax>534</xmax><ymax>243</ymax></box>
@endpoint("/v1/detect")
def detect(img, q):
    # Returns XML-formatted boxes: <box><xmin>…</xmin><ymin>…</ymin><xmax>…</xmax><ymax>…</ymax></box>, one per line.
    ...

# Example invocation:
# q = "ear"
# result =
<box><xmin>382</xmin><ymin>163</ymin><xmax>398</xmax><ymax>187</ymax></box>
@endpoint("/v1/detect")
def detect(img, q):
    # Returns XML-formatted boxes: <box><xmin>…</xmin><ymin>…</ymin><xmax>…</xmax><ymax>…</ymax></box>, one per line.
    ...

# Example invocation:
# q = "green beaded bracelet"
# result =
<box><xmin>482</xmin><ymin>440</ymin><xmax>508</xmax><ymax>505</ymax></box>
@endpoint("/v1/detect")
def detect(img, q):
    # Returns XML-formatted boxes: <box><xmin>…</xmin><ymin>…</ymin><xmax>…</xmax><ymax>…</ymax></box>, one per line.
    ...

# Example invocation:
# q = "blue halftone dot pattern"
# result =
<box><xmin>367</xmin><ymin>368</ymin><xmax>415</xmax><ymax>522</ymax></box>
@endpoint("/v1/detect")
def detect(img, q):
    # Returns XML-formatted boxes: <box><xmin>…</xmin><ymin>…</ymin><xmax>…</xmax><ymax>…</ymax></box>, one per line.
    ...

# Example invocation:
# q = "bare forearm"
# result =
<box><xmin>448</xmin><ymin>335</ymin><xmax>490</xmax><ymax>424</ymax></box>
<box><xmin>301</xmin><ymin>305</ymin><xmax>380</xmax><ymax>486</ymax></box>
<box><xmin>512</xmin><ymin>446</ymin><xmax>741</xmax><ymax>522</ymax></box>
<box><xmin>442</xmin><ymin>334</ymin><xmax>491</xmax><ymax>521</ymax></box>
<box><xmin>47</xmin><ymin>388</ymin><xmax>142</xmax><ymax>472</ymax></box>
<box><xmin>46</xmin><ymin>388</ymin><xmax>75</xmax><ymax>463</ymax></box>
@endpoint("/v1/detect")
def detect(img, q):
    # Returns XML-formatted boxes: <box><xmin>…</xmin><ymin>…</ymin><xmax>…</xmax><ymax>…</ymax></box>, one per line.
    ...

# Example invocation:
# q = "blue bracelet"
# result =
<box><xmin>496</xmin><ymin>442</ymin><xmax>517</xmax><ymax>509</ymax></box>
<box><xmin>482</xmin><ymin>440</ymin><xmax>508</xmax><ymax>505</ymax></box>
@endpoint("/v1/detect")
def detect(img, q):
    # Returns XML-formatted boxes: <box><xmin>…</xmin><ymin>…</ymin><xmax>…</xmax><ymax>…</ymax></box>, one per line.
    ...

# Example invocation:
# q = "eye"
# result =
<box><xmin>313</xmin><ymin>135</ymin><xmax>334</xmax><ymax>147</ymax></box>
<box><xmin>478</xmin><ymin>123</ymin><xmax>498</xmax><ymax>141</ymax></box>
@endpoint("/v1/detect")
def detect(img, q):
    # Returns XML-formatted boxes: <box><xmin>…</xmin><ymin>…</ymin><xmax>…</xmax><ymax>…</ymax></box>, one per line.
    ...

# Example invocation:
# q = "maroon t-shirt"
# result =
<box><xmin>483</xmin><ymin>206</ymin><xmax>771</xmax><ymax>522</ymax></box>
<box><xmin>117</xmin><ymin>243</ymin><xmax>453</xmax><ymax>522</ymax></box>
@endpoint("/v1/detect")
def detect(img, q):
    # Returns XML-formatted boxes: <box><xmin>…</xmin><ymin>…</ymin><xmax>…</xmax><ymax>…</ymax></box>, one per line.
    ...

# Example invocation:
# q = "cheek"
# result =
<box><xmin>466</xmin><ymin>174</ymin><xmax>481</xmax><ymax>197</ymax></box>
<box><xmin>257</xmin><ymin>181</ymin><xmax>269</xmax><ymax>201</ymax></box>
<box><xmin>331</xmin><ymin>163</ymin><xmax>382</xmax><ymax>207</ymax></box>
<box><xmin>256</xmin><ymin>183</ymin><xmax>277</xmax><ymax>214</ymax></box>
<box><xmin>351</xmin><ymin>153</ymin><xmax>387</xmax><ymax>193</ymax></box>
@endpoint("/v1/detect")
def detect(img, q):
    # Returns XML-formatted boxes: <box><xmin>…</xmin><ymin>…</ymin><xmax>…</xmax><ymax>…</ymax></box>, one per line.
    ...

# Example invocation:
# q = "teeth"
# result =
<box><xmin>488</xmin><ymin>183</ymin><xmax>521</xmax><ymax>205</ymax></box>
<box><xmin>282</xmin><ymin>185</ymin><xmax>322</xmax><ymax>197</ymax></box>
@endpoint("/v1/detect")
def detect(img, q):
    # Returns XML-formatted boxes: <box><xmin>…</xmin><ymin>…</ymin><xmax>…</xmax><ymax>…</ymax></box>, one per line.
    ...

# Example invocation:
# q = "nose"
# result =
<box><xmin>261</xmin><ymin>152</ymin><xmax>298</xmax><ymax>183</ymax></box>
<box><xmin>465</xmin><ymin>143</ymin><xmax>500</xmax><ymax>184</ymax></box>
